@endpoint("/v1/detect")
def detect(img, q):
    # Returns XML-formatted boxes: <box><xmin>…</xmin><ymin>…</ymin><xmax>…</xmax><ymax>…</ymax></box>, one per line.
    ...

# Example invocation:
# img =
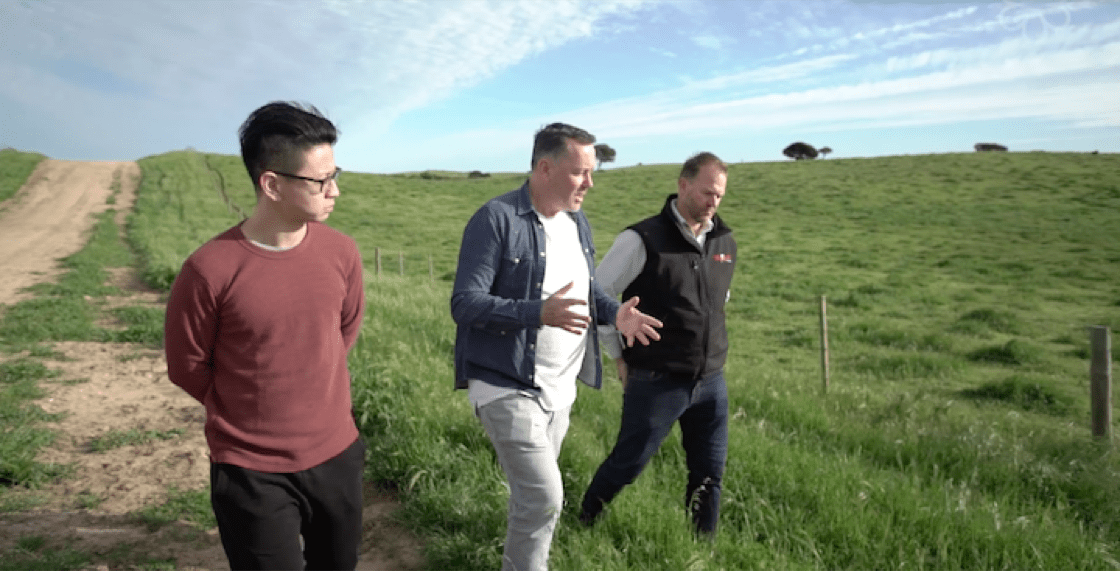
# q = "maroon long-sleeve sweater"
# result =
<box><xmin>164</xmin><ymin>222</ymin><xmax>365</xmax><ymax>473</ymax></box>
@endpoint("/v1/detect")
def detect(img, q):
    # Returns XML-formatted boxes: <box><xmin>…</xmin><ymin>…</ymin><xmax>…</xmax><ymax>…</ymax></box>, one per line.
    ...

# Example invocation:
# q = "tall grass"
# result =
<box><xmin>121</xmin><ymin>150</ymin><xmax>1120</xmax><ymax>569</ymax></box>
<box><xmin>0</xmin><ymin>359</ymin><xmax>68</xmax><ymax>490</ymax></box>
<box><xmin>130</xmin><ymin>150</ymin><xmax>524</xmax><ymax>286</ymax></box>
<box><xmin>0</xmin><ymin>148</ymin><xmax>46</xmax><ymax>204</ymax></box>
<box><xmin>129</xmin><ymin>150</ymin><xmax>253</xmax><ymax>289</ymax></box>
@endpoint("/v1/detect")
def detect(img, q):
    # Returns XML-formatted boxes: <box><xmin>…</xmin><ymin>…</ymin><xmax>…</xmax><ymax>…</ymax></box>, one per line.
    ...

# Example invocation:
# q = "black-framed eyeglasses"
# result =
<box><xmin>270</xmin><ymin>167</ymin><xmax>342</xmax><ymax>194</ymax></box>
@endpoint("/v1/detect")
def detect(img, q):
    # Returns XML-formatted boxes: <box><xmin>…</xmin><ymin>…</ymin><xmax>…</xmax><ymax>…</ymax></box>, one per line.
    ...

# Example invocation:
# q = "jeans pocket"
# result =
<box><xmin>628</xmin><ymin>367</ymin><xmax>665</xmax><ymax>384</ymax></box>
<box><xmin>481</xmin><ymin>394</ymin><xmax>546</xmax><ymax>446</ymax></box>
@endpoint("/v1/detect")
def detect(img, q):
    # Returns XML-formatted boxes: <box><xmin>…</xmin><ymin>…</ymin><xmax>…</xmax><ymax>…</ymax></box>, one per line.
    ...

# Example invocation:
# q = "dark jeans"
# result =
<box><xmin>581</xmin><ymin>368</ymin><xmax>729</xmax><ymax>535</ymax></box>
<box><xmin>211</xmin><ymin>438</ymin><xmax>366</xmax><ymax>571</ymax></box>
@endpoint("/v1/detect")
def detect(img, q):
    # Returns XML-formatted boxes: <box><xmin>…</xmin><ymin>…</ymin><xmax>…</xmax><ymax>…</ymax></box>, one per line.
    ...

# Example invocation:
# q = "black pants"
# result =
<box><xmin>211</xmin><ymin>438</ymin><xmax>366</xmax><ymax>571</ymax></box>
<box><xmin>581</xmin><ymin>368</ymin><xmax>728</xmax><ymax>535</ymax></box>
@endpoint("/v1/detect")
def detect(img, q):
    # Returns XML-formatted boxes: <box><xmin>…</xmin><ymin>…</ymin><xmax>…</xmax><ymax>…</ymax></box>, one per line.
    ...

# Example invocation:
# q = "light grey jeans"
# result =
<box><xmin>478</xmin><ymin>393</ymin><xmax>571</xmax><ymax>571</ymax></box>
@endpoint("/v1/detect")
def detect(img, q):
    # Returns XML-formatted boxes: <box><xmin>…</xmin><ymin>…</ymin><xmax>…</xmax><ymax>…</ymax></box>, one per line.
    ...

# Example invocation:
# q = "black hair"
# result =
<box><xmin>530</xmin><ymin>122</ymin><xmax>596</xmax><ymax>169</ymax></box>
<box><xmin>238</xmin><ymin>101</ymin><xmax>338</xmax><ymax>189</ymax></box>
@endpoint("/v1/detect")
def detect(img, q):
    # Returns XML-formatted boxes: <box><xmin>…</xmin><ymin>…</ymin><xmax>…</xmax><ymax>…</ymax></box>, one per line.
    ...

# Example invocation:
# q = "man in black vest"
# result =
<box><xmin>579</xmin><ymin>152</ymin><xmax>736</xmax><ymax>537</ymax></box>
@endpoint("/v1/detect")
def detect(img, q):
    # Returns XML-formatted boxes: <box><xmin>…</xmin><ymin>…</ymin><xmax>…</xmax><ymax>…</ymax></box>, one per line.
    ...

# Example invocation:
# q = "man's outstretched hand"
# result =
<box><xmin>615</xmin><ymin>296</ymin><xmax>662</xmax><ymax>347</ymax></box>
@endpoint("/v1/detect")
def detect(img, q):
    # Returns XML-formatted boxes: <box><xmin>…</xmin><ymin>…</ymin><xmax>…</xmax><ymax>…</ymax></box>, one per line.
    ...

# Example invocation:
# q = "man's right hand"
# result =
<box><xmin>540</xmin><ymin>281</ymin><xmax>590</xmax><ymax>334</ymax></box>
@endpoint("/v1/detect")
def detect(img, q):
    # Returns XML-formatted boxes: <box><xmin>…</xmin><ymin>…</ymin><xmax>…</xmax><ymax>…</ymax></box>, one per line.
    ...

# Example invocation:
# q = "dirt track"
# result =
<box><xmin>0</xmin><ymin>160</ymin><xmax>422</xmax><ymax>570</ymax></box>
<box><xmin>0</xmin><ymin>160</ymin><xmax>132</xmax><ymax>304</ymax></box>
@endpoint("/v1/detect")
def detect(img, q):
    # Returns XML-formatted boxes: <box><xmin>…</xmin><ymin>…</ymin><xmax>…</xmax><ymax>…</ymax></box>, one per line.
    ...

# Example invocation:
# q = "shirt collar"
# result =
<box><xmin>670</xmin><ymin>198</ymin><xmax>714</xmax><ymax>238</ymax></box>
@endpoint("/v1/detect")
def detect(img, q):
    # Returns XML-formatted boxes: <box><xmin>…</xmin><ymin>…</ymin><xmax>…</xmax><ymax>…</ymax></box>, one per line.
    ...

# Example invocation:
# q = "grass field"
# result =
<box><xmin>5</xmin><ymin>148</ymin><xmax>1120</xmax><ymax>569</ymax></box>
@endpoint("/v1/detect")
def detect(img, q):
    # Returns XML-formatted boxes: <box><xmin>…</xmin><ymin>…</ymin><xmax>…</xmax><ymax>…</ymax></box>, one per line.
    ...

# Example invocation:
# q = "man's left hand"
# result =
<box><xmin>615</xmin><ymin>296</ymin><xmax>662</xmax><ymax>347</ymax></box>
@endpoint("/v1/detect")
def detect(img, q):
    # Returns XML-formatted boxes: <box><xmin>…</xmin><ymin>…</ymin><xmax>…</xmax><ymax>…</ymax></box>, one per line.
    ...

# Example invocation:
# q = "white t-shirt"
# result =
<box><xmin>468</xmin><ymin>210</ymin><xmax>590</xmax><ymax>412</ymax></box>
<box><xmin>532</xmin><ymin>210</ymin><xmax>590</xmax><ymax>411</ymax></box>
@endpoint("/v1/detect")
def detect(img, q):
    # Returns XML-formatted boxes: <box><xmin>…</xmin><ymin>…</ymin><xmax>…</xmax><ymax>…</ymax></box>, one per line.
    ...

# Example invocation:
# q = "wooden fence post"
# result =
<box><xmin>1089</xmin><ymin>326</ymin><xmax>1112</xmax><ymax>443</ymax></box>
<box><xmin>375</xmin><ymin>247</ymin><xmax>382</xmax><ymax>277</ymax></box>
<box><xmin>820</xmin><ymin>295</ymin><xmax>830</xmax><ymax>393</ymax></box>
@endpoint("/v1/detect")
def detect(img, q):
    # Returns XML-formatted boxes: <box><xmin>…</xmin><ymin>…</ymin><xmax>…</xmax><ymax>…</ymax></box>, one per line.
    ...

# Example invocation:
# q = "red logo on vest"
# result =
<box><xmin>712</xmin><ymin>253</ymin><xmax>733</xmax><ymax>263</ymax></box>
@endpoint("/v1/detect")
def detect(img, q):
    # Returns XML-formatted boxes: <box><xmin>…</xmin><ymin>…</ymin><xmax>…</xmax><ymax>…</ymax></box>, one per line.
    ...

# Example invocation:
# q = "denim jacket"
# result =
<box><xmin>451</xmin><ymin>182</ymin><xmax>620</xmax><ymax>392</ymax></box>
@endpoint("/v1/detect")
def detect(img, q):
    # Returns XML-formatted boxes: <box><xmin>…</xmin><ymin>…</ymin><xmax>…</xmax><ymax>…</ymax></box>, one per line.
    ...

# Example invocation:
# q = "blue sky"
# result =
<box><xmin>1</xmin><ymin>0</ymin><xmax>1117</xmax><ymax>173</ymax></box>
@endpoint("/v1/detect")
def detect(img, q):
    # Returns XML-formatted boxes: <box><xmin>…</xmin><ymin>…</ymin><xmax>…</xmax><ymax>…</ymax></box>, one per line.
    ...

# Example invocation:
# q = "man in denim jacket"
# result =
<box><xmin>451</xmin><ymin>123</ymin><xmax>661</xmax><ymax>571</ymax></box>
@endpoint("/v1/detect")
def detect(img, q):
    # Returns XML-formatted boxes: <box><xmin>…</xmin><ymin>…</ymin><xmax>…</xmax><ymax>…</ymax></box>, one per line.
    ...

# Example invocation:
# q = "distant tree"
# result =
<box><xmin>467</xmin><ymin>170</ymin><xmax>490</xmax><ymax>178</ymax></box>
<box><xmin>974</xmin><ymin>142</ymin><xmax>1008</xmax><ymax>152</ymax></box>
<box><xmin>783</xmin><ymin>142</ymin><xmax>818</xmax><ymax>160</ymax></box>
<box><xmin>819</xmin><ymin>146</ymin><xmax>832</xmax><ymax>158</ymax></box>
<box><xmin>594</xmin><ymin>143</ymin><xmax>617</xmax><ymax>169</ymax></box>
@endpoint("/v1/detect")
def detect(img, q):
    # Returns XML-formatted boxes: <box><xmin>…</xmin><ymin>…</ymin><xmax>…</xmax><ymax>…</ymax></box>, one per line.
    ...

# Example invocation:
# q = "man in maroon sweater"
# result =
<box><xmin>165</xmin><ymin>101</ymin><xmax>366</xmax><ymax>570</ymax></box>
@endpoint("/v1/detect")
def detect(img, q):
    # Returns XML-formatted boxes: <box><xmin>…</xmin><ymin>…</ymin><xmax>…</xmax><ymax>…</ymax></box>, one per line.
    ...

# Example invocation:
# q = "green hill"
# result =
<box><xmin>127</xmin><ymin>149</ymin><xmax>1120</xmax><ymax>569</ymax></box>
<box><xmin>0</xmin><ymin>148</ymin><xmax>46</xmax><ymax>204</ymax></box>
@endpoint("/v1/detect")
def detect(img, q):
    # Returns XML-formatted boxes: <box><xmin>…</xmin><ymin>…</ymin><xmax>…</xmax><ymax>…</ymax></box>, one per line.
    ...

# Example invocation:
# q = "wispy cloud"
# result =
<box><xmin>587</xmin><ymin>39</ymin><xmax>1120</xmax><ymax>137</ymax></box>
<box><xmin>684</xmin><ymin>54</ymin><xmax>859</xmax><ymax>91</ymax></box>
<box><xmin>329</xmin><ymin>2</ymin><xmax>643</xmax><ymax>106</ymax></box>
<box><xmin>0</xmin><ymin>0</ymin><xmax>655</xmax><ymax>157</ymax></box>
<box><xmin>881</xmin><ymin>18</ymin><xmax>1120</xmax><ymax>75</ymax></box>
<box><xmin>434</xmin><ymin>7</ymin><xmax>1120</xmax><ymax>162</ymax></box>
<box><xmin>316</xmin><ymin>0</ymin><xmax>658</xmax><ymax>122</ymax></box>
<box><xmin>690</xmin><ymin>33</ymin><xmax>734</xmax><ymax>50</ymax></box>
<box><xmin>0</xmin><ymin>0</ymin><xmax>1115</xmax><ymax>169</ymax></box>
<box><xmin>860</xmin><ymin>4</ymin><xmax>983</xmax><ymax>34</ymax></box>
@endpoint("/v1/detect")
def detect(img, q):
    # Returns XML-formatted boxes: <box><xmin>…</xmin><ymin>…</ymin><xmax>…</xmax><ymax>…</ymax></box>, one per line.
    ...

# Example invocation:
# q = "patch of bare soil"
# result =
<box><xmin>0</xmin><ymin>160</ymin><xmax>424</xmax><ymax>570</ymax></box>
